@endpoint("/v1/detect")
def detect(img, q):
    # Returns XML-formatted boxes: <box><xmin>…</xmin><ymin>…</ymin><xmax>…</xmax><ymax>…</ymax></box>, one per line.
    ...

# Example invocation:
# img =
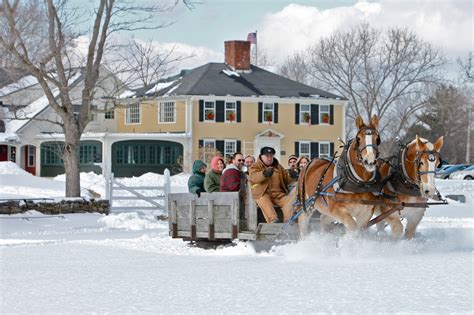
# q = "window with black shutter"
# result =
<box><xmin>199</xmin><ymin>100</ymin><xmax>204</xmax><ymax>122</ymax></box>
<box><xmin>236</xmin><ymin>101</ymin><xmax>241</xmax><ymax>122</ymax></box>
<box><xmin>310</xmin><ymin>142</ymin><xmax>319</xmax><ymax>159</ymax></box>
<box><xmin>216</xmin><ymin>100</ymin><xmax>225</xmax><ymax>122</ymax></box>
<box><xmin>329</xmin><ymin>105</ymin><xmax>334</xmax><ymax>125</ymax></box>
<box><xmin>311</xmin><ymin>104</ymin><xmax>319</xmax><ymax>125</ymax></box>
<box><xmin>295</xmin><ymin>103</ymin><xmax>300</xmax><ymax>124</ymax></box>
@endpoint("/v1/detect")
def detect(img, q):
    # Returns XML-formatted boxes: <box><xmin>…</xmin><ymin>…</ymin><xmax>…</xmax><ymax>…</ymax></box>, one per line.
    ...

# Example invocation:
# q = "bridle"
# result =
<box><xmin>354</xmin><ymin>126</ymin><xmax>381</xmax><ymax>163</ymax></box>
<box><xmin>406</xmin><ymin>149</ymin><xmax>442</xmax><ymax>182</ymax></box>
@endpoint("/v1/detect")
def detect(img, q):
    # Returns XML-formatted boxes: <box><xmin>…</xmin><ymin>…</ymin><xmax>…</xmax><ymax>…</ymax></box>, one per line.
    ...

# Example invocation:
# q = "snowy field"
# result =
<box><xmin>0</xmin><ymin>162</ymin><xmax>472</xmax><ymax>313</ymax></box>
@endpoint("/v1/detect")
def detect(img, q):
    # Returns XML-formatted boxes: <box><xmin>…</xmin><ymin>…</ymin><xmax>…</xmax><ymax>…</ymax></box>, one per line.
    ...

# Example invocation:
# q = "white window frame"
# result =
<box><xmin>299</xmin><ymin>141</ymin><xmax>311</xmax><ymax>157</ymax></box>
<box><xmin>319</xmin><ymin>141</ymin><xmax>330</xmax><ymax>158</ymax></box>
<box><xmin>299</xmin><ymin>104</ymin><xmax>311</xmax><ymax>125</ymax></box>
<box><xmin>224</xmin><ymin>140</ymin><xmax>237</xmax><ymax>160</ymax></box>
<box><xmin>159</xmin><ymin>101</ymin><xmax>176</xmax><ymax>123</ymax></box>
<box><xmin>28</xmin><ymin>145</ymin><xmax>35</xmax><ymax>167</ymax></box>
<box><xmin>225</xmin><ymin>102</ymin><xmax>236</xmax><ymax>123</ymax></box>
<box><xmin>202</xmin><ymin>139</ymin><xmax>216</xmax><ymax>162</ymax></box>
<box><xmin>204</xmin><ymin>101</ymin><xmax>216</xmax><ymax>122</ymax></box>
<box><xmin>125</xmin><ymin>103</ymin><xmax>141</xmax><ymax>125</ymax></box>
<box><xmin>105</xmin><ymin>110</ymin><xmax>114</xmax><ymax>120</ymax></box>
<box><xmin>319</xmin><ymin>105</ymin><xmax>330</xmax><ymax>125</ymax></box>
<box><xmin>263</xmin><ymin>103</ymin><xmax>274</xmax><ymax>123</ymax></box>
<box><xmin>203</xmin><ymin>139</ymin><xmax>216</xmax><ymax>149</ymax></box>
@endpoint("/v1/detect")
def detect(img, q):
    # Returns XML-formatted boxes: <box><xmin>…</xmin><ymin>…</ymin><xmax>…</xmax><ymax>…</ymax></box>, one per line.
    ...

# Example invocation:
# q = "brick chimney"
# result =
<box><xmin>224</xmin><ymin>40</ymin><xmax>251</xmax><ymax>72</ymax></box>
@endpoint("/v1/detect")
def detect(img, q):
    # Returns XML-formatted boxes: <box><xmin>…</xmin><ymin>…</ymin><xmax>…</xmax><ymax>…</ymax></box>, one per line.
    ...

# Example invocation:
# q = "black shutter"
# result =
<box><xmin>274</xmin><ymin>103</ymin><xmax>278</xmax><ymax>123</ymax></box>
<box><xmin>199</xmin><ymin>100</ymin><xmax>204</xmax><ymax>122</ymax></box>
<box><xmin>330</xmin><ymin>105</ymin><xmax>334</xmax><ymax>125</ymax></box>
<box><xmin>216</xmin><ymin>140</ymin><xmax>225</xmax><ymax>155</ymax></box>
<box><xmin>216</xmin><ymin>100</ymin><xmax>225</xmax><ymax>122</ymax></box>
<box><xmin>330</xmin><ymin>142</ymin><xmax>335</xmax><ymax>157</ymax></box>
<box><xmin>237</xmin><ymin>140</ymin><xmax>241</xmax><ymax>153</ymax></box>
<box><xmin>199</xmin><ymin>140</ymin><xmax>203</xmax><ymax>148</ymax></box>
<box><xmin>311</xmin><ymin>142</ymin><xmax>319</xmax><ymax>159</ymax></box>
<box><xmin>311</xmin><ymin>104</ymin><xmax>319</xmax><ymax>125</ymax></box>
<box><xmin>295</xmin><ymin>103</ymin><xmax>300</xmax><ymax>124</ymax></box>
<box><xmin>258</xmin><ymin>102</ymin><xmax>263</xmax><ymax>123</ymax></box>
<box><xmin>237</xmin><ymin>101</ymin><xmax>241</xmax><ymax>123</ymax></box>
<box><xmin>295</xmin><ymin>142</ymin><xmax>299</xmax><ymax>156</ymax></box>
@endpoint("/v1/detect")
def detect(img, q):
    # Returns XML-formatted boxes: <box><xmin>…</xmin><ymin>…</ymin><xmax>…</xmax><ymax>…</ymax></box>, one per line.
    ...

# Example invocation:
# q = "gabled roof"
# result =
<box><xmin>133</xmin><ymin>63</ymin><xmax>345</xmax><ymax>100</ymax></box>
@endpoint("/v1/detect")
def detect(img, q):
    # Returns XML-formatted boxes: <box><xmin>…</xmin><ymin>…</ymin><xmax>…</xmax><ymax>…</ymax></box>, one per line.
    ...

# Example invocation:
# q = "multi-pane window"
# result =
<box><xmin>300</xmin><ymin>104</ymin><xmax>311</xmax><ymax>124</ymax></box>
<box><xmin>126</xmin><ymin>103</ymin><xmax>140</xmax><ymax>124</ymax></box>
<box><xmin>225</xmin><ymin>102</ymin><xmax>236</xmax><ymax>123</ymax></box>
<box><xmin>319</xmin><ymin>105</ymin><xmax>330</xmax><ymax>124</ymax></box>
<box><xmin>319</xmin><ymin>142</ymin><xmax>330</xmax><ymax>158</ymax></box>
<box><xmin>41</xmin><ymin>144</ymin><xmax>63</xmax><ymax>165</ymax></box>
<box><xmin>105</xmin><ymin>110</ymin><xmax>114</xmax><ymax>119</ymax></box>
<box><xmin>202</xmin><ymin>139</ymin><xmax>216</xmax><ymax>163</ymax></box>
<box><xmin>28</xmin><ymin>146</ymin><xmax>35</xmax><ymax>167</ymax></box>
<box><xmin>9</xmin><ymin>147</ymin><xmax>16</xmax><ymax>163</ymax></box>
<box><xmin>159</xmin><ymin>101</ymin><xmax>175</xmax><ymax>123</ymax></box>
<box><xmin>204</xmin><ymin>101</ymin><xmax>215</xmax><ymax>122</ymax></box>
<box><xmin>299</xmin><ymin>141</ymin><xmax>310</xmax><ymax>157</ymax></box>
<box><xmin>263</xmin><ymin>103</ymin><xmax>274</xmax><ymax>123</ymax></box>
<box><xmin>224</xmin><ymin>140</ymin><xmax>236</xmax><ymax>161</ymax></box>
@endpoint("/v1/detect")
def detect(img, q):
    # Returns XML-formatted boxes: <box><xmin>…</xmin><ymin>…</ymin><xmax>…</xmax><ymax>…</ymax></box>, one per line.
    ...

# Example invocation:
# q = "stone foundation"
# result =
<box><xmin>0</xmin><ymin>199</ymin><xmax>110</xmax><ymax>215</ymax></box>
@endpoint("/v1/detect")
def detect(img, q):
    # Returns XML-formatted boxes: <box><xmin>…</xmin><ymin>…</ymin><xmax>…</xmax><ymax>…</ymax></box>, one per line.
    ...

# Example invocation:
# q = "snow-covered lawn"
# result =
<box><xmin>0</xmin><ymin>162</ymin><xmax>472</xmax><ymax>313</ymax></box>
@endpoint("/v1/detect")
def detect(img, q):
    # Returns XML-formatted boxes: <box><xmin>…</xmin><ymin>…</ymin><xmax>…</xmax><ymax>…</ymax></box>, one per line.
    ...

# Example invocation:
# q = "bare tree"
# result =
<box><xmin>0</xmin><ymin>0</ymin><xmax>192</xmax><ymax>197</ymax></box>
<box><xmin>250</xmin><ymin>46</ymin><xmax>273</xmax><ymax>70</ymax></box>
<box><xmin>113</xmin><ymin>38</ymin><xmax>194</xmax><ymax>89</ymax></box>
<box><xmin>305</xmin><ymin>23</ymin><xmax>445</xmax><ymax>146</ymax></box>
<box><xmin>456</xmin><ymin>51</ymin><xmax>473</xmax><ymax>163</ymax></box>
<box><xmin>277</xmin><ymin>51</ymin><xmax>311</xmax><ymax>85</ymax></box>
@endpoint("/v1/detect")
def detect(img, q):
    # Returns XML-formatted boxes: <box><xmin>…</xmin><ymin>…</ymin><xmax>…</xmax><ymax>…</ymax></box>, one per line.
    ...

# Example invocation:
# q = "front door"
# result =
<box><xmin>254</xmin><ymin>129</ymin><xmax>283</xmax><ymax>161</ymax></box>
<box><xmin>0</xmin><ymin>145</ymin><xmax>7</xmax><ymax>161</ymax></box>
<box><xmin>24</xmin><ymin>145</ymin><xmax>36</xmax><ymax>175</ymax></box>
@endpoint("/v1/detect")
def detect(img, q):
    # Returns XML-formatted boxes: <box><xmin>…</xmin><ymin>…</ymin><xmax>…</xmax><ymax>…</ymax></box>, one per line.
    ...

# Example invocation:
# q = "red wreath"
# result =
<box><xmin>206</xmin><ymin>112</ymin><xmax>215</xmax><ymax>120</ymax></box>
<box><xmin>228</xmin><ymin>112</ymin><xmax>235</xmax><ymax>123</ymax></box>
<box><xmin>303</xmin><ymin>113</ymin><xmax>311</xmax><ymax>125</ymax></box>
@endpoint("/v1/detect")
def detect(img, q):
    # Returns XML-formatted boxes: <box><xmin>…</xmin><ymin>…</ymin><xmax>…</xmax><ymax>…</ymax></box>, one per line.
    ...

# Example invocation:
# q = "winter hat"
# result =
<box><xmin>288</xmin><ymin>155</ymin><xmax>298</xmax><ymax>164</ymax></box>
<box><xmin>260</xmin><ymin>146</ymin><xmax>276</xmax><ymax>156</ymax></box>
<box><xmin>211</xmin><ymin>155</ymin><xmax>225</xmax><ymax>172</ymax></box>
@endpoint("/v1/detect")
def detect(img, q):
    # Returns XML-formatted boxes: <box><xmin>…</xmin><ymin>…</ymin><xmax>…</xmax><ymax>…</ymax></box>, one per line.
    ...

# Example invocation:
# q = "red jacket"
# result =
<box><xmin>220</xmin><ymin>165</ymin><xmax>243</xmax><ymax>192</ymax></box>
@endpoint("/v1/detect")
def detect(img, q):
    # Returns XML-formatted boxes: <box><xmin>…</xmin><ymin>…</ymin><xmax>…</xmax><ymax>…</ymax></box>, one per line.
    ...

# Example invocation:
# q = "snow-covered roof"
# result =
<box><xmin>0</xmin><ymin>75</ymin><xmax>38</xmax><ymax>97</ymax></box>
<box><xmin>3</xmin><ymin>71</ymin><xmax>82</xmax><ymax>134</ymax></box>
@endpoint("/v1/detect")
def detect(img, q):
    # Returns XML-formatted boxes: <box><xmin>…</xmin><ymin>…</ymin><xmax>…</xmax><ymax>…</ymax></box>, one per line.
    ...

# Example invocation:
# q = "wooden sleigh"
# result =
<box><xmin>167</xmin><ymin>183</ymin><xmax>322</xmax><ymax>242</ymax></box>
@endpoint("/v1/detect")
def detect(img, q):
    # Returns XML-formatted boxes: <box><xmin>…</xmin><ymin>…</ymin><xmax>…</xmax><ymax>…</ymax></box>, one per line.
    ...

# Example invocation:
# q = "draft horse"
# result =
<box><xmin>284</xmin><ymin>115</ymin><xmax>383</xmax><ymax>238</ymax></box>
<box><xmin>376</xmin><ymin>135</ymin><xmax>444</xmax><ymax>240</ymax></box>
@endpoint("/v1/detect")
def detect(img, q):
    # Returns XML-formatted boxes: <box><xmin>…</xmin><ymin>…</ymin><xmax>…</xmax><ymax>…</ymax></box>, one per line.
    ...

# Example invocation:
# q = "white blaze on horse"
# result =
<box><xmin>377</xmin><ymin>135</ymin><xmax>444</xmax><ymax>240</ymax></box>
<box><xmin>284</xmin><ymin>115</ymin><xmax>383</xmax><ymax>239</ymax></box>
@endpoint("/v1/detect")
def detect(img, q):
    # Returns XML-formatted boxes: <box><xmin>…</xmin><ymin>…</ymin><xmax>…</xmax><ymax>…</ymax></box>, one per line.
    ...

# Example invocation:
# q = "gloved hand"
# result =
<box><xmin>263</xmin><ymin>167</ymin><xmax>274</xmax><ymax>178</ymax></box>
<box><xmin>196</xmin><ymin>189</ymin><xmax>202</xmax><ymax>198</ymax></box>
<box><xmin>289</xmin><ymin>169</ymin><xmax>299</xmax><ymax>180</ymax></box>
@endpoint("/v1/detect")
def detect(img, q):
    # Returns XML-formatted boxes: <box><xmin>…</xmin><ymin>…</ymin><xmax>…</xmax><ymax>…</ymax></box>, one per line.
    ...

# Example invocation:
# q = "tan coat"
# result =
<box><xmin>249</xmin><ymin>157</ymin><xmax>291</xmax><ymax>199</ymax></box>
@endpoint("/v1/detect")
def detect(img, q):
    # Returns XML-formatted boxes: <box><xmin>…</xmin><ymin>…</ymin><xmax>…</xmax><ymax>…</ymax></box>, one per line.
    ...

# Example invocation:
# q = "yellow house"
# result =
<box><xmin>115</xmin><ymin>40</ymin><xmax>346</xmax><ymax>176</ymax></box>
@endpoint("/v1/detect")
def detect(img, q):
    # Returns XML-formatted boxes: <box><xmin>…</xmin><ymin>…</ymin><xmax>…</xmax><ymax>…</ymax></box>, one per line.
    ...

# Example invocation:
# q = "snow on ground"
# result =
<box><xmin>0</xmin><ymin>161</ymin><xmax>472</xmax><ymax>313</ymax></box>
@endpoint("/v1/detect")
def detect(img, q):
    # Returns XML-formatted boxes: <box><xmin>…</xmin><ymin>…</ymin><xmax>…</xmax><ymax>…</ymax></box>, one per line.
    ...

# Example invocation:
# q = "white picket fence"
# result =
<box><xmin>106</xmin><ymin>169</ymin><xmax>171</xmax><ymax>213</ymax></box>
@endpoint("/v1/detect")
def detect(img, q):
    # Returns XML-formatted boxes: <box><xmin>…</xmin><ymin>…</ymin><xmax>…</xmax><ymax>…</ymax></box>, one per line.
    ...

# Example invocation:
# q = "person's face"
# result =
<box><xmin>217</xmin><ymin>159</ymin><xmax>225</xmax><ymax>172</ymax></box>
<box><xmin>199</xmin><ymin>166</ymin><xmax>206</xmax><ymax>173</ymax></box>
<box><xmin>299</xmin><ymin>159</ymin><xmax>308</xmax><ymax>169</ymax></box>
<box><xmin>261</xmin><ymin>154</ymin><xmax>274</xmax><ymax>166</ymax></box>
<box><xmin>244</xmin><ymin>157</ymin><xmax>254</xmax><ymax>167</ymax></box>
<box><xmin>233</xmin><ymin>154</ymin><xmax>244</xmax><ymax>169</ymax></box>
<box><xmin>288</xmin><ymin>158</ymin><xmax>297</xmax><ymax>169</ymax></box>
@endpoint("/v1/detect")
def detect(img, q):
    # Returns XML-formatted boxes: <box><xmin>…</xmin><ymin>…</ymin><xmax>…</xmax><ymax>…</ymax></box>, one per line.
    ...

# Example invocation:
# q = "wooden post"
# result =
<box><xmin>246</xmin><ymin>183</ymin><xmax>257</xmax><ymax>232</ymax></box>
<box><xmin>231</xmin><ymin>197</ymin><xmax>238</xmax><ymax>239</ymax></box>
<box><xmin>208</xmin><ymin>199</ymin><xmax>215</xmax><ymax>240</ymax></box>
<box><xmin>171</xmin><ymin>200</ymin><xmax>178</xmax><ymax>238</ymax></box>
<box><xmin>164</xmin><ymin>168</ymin><xmax>171</xmax><ymax>214</ymax></box>
<box><xmin>190</xmin><ymin>199</ymin><xmax>196</xmax><ymax>240</ymax></box>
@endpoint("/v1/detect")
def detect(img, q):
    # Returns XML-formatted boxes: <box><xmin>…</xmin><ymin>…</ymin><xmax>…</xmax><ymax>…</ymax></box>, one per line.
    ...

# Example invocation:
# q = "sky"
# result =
<box><xmin>69</xmin><ymin>0</ymin><xmax>473</xmax><ymax>74</ymax></box>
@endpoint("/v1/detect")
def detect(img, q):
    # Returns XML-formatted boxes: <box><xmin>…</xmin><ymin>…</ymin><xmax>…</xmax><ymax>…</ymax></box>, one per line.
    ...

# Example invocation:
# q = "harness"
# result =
<box><xmin>334</xmin><ymin>139</ymin><xmax>384</xmax><ymax>194</ymax></box>
<box><xmin>385</xmin><ymin>141</ymin><xmax>442</xmax><ymax>197</ymax></box>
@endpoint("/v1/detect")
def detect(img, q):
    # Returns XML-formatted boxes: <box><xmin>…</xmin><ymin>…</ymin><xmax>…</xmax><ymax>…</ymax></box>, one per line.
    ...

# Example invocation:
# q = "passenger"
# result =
<box><xmin>249</xmin><ymin>147</ymin><xmax>293</xmax><ymax>223</ymax></box>
<box><xmin>220</xmin><ymin>152</ymin><xmax>245</xmax><ymax>192</ymax></box>
<box><xmin>188</xmin><ymin>160</ymin><xmax>207</xmax><ymax>197</ymax></box>
<box><xmin>287</xmin><ymin>154</ymin><xmax>299</xmax><ymax>183</ymax></box>
<box><xmin>243</xmin><ymin>155</ymin><xmax>255</xmax><ymax>174</ymax></box>
<box><xmin>297</xmin><ymin>155</ymin><xmax>310</xmax><ymax>172</ymax></box>
<box><xmin>204</xmin><ymin>155</ymin><xmax>225</xmax><ymax>192</ymax></box>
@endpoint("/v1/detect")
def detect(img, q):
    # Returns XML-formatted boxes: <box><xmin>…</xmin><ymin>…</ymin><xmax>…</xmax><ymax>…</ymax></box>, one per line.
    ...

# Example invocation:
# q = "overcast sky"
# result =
<box><xmin>74</xmin><ymin>0</ymin><xmax>472</xmax><ymax>73</ymax></box>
